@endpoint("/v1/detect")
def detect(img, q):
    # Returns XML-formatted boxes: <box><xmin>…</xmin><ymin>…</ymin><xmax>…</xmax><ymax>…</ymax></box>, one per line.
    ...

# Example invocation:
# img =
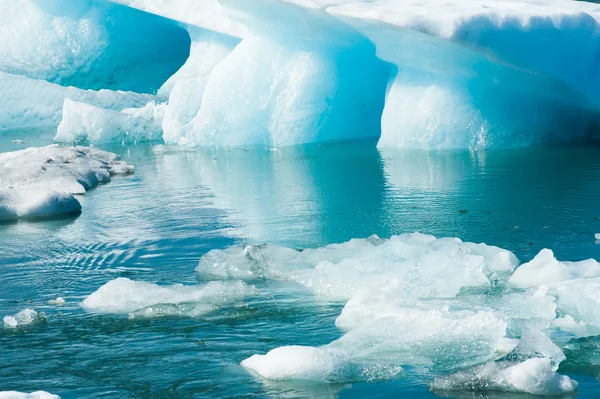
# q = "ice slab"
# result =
<box><xmin>81</xmin><ymin>277</ymin><xmax>258</xmax><ymax>317</ymax></box>
<box><xmin>0</xmin><ymin>145</ymin><xmax>133</xmax><ymax>220</ymax></box>
<box><xmin>430</xmin><ymin>358</ymin><xmax>578</xmax><ymax>396</ymax></box>
<box><xmin>2</xmin><ymin>309</ymin><xmax>46</xmax><ymax>328</ymax></box>
<box><xmin>55</xmin><ymin>99</ymin><xmax>165</xmax><ymax>145</ymax></box>
<box><xmin>0</xmin><ymin>0</ymin><xmax>190</xmax><ymax>93</ymax></box>
<box><xmin>509</xmin><ymin>249</ymin><xmax>600</xmax><ymax>288</ymax></box>
<box><xmin>197</xmin><ymin>233</ymin><xmax>518</xmax><ymax>300</ymax></box>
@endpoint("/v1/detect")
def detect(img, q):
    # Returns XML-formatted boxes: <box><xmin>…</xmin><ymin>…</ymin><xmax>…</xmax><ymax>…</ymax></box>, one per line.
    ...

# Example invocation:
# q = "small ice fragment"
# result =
<box><xmin>48</xmin><ymin>297</ymin><xmax>65</xmax><ymax>306</ymax></box>
<box><xmin>595</xmin><ymin>233</ymin><xmax>600</xmax><ymax>241</ymax></box>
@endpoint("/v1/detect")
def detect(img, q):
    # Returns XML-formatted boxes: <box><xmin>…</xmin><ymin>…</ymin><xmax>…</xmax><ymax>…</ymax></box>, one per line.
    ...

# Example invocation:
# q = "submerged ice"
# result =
<box><xmin>196</xmin><ymin>232</ymin><xmax>600</xmax><ymax>394</ymax></box>
<box><xmin>0</xmin><ymin>145</ymin><xmax>132</xmax><ymax>220</ymax></box>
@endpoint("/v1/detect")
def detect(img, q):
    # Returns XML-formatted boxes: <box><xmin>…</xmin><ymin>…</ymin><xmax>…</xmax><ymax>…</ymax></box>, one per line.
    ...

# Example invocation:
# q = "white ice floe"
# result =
<box><xmin>2</xmin><ymin>309</ymin><xmax>45</xmax><ymax>328</ymax></box>
<box><xmin>0</xmin><ymin>71</ymin><xmax>155</xmax><ymax>130</ymax></box>
<box><xmin>0</xmin><ymin>392</ymin><xmax>59</xmax><ymax>399</ymax></box>
<box><xmin>81</xmin><ymin>277</ymin><xmax>258</xmax><ymax>318</ymax></box>
<box><xmin>206</xmin><ymin>232</ymin><xmax>600</xmax><ymax>393</ymax></box>
<box><xmin>197</xmin><ymin>233</ymin><xmax>519</xmax><ymax>300</ymax></box>
<box><xmin>55</xmin><ymin>99</ymin><xmax>165</xmax><ymax>145</ymax></box>
<box><xmin>0</xmin><ymin>145</ymin><xmax>133</xmax><ymax>220</ymax></box>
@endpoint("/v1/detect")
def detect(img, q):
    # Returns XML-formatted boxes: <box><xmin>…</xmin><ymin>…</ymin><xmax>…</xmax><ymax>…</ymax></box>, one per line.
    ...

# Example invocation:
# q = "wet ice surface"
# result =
<box><xmin>0</xmin><ymin>145</ymin><xmax>133</xmax><ymax>220</ymax></box>
<box><xmin>2</xmin><ymin>132</ymin><xmax>600</xmax><ymax>398</ymax></box>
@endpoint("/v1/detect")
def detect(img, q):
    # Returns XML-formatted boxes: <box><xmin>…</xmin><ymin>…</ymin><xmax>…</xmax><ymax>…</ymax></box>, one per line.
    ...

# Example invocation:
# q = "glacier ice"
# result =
<box><xmin>81</xmin><ymin>277</ymin><xmax>258</xmax><ymax>318</ymax></box>
<box><xmin>0</xmin><ymin>145</ymin><xmax>132</xmax><ymax>220</ymax></box>
<box><xmin>0</xmin><ymin>71</ymin><xmax>154</xmax><ymax>130</ymax></box>
<box><xmin>3</xmin><ymin>0</ymin><xmax>600</xmax><ymax>147</ymax></box>
<box><xmin>200</xmin><ymin>233</ymin><xmax>600</xmax><ymax>393</ymax></box>
<box><xmin>55</xmin><ymin>99</ymin><xmax>165</xmax><ymax>144</ymax></box>
<box><xmin>0</xmin><ymin>392</ymin><xmax>60</xmax><ymax>399</ymax></box>
<box><xmin>430</xmin><ymin>358</ymin><xmax>578</xmax><ymax>396</ymax></box>
<box><xmin>197</xmin><ymin>233</ymin><xmax>518</xmax><ymax>300</ymax></box>
<box><xmin>0</xmin><ymin>0</ymin><xmax>190</xmax><ymax>93</ymax></box>
<box><xmin>2</xmin><ymin>309</ymin><xmax>46</xmax><ymax>328</ymax></box>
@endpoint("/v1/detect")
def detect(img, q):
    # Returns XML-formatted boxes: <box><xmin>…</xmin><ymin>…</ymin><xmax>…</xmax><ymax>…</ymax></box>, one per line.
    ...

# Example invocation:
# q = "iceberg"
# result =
<box><xmin>197</xmin><ymin>233</ymin><xmax>518</xmax><ymax>300</ymax></box>
<box><xmin>196</xmin><ymin>234</ymin><xmax>600</xmax><ymax>391</ymax></box>
<box><xmin>81</xmin><ymin>277</ymin><xmax>258</xmax><ymax>318</ymax></box>
<box><xmin>104</xmin><ymin>0</ymin><xmax>600</xmax><ymax>149</ymax></box>
<box><xmin>0</xmin><ymin>145</ymin><xmax>132</xmax><ymax>220</ymax></box>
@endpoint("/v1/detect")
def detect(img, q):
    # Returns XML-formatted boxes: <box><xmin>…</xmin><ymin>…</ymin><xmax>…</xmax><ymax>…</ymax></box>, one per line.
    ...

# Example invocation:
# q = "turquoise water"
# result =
<box><xmin>2</xmin><ymin>129</ymin><xmax>600</xmax><ymax>397</ymax></box>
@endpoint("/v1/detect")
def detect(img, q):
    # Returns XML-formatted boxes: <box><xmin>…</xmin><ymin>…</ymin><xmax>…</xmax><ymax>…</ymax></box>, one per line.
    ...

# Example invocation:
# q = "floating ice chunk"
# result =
<box><xmin>198</xmin><ymin>233</ymin><xmax>518</xmax><ymax>300</ymax></box>
<box><xmin>0</xmin><ymin>392</ymin><xmax>60</xmax><ymax>399</ymax></box>
<box><xmin>0</xmin><ymin>145</ymin><xmax>133</xmax><ymax>220</ymax></box>
<box><xmin>509</xmin><ymin>249</ymin><xmax>600</xmax><ymax>288</ymax></box>
<box><xmin>55</xmin><ymin>99</ymin><xmax>165</xmax><ymax>145</ymax></box>
<box><xmin>81</xmin><ymin>277</ymin><xmax>258</xmax><ymax>317</ymax></box>
<box><xmin>2</xmin><ymin>309</ymin><xmax>45</xmax><ymax>328</ymax></box>
<box><xmin>47</xmin><ymin>298</ymin><xmax>65</xmax><ymax>306</ymax></box>
<box><xmin>243</xmin><ymin>308</ymin><xmax>510</xmax><ymax>381</ymax></box>
<box><xmin>0</xmin><ymin>71</ymin><xmax>154</xmax><ymax>130</ymax></box>
<box><xmin>430</xmin><ymin>358</ymin><xmax>578</xmax><ymax>396</ymax></box>
<box><xmin>242</xmin><ymin>346</ymin><xmax>350</xmax><ymax>382</ymax></box>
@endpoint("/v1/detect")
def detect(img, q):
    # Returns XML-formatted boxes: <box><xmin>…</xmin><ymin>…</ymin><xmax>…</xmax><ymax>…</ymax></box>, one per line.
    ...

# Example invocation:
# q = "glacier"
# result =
<box><xmin>4</xmin><ymin>0</ymin><xmax>600</xmax><ymax>147</ymax></box>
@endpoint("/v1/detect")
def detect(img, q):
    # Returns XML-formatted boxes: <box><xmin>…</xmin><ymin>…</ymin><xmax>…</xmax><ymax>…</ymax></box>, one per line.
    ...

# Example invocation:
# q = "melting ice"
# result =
<box><xmin>195</xmin><ymin>232</ymin><xmax>600</xmax><ymax>395</ymax></box>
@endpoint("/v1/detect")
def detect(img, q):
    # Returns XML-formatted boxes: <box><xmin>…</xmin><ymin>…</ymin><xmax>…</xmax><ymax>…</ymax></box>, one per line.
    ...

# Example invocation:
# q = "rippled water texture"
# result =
<box><xmin>1</xmin><ymin>128</ymin><xmax>600</xmax><ymax>398</ymax></box>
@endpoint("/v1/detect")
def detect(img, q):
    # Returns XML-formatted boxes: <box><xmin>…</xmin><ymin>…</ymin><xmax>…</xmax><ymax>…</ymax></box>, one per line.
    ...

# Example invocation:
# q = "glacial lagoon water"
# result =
<box><xmin>2</xmin><ymin>129</ymin><xmax>600</xmax><ymax>398</ymax></box>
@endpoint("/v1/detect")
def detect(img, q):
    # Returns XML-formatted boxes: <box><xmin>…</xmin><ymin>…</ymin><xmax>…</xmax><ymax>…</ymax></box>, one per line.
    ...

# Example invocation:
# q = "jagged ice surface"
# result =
<box><xmin>103</xmin><ymin>0</ymin><xmax>600</xmax><ymax>149</ymax></box>
<box><xmin>0</xmin><ymin>392</ymin><xmax>60</xmax><ymax>399</ymax></box>
<box><xmin>81</xmin><ymin>278</ymin><xmax>258</xmax><ymax>318</ymax></box>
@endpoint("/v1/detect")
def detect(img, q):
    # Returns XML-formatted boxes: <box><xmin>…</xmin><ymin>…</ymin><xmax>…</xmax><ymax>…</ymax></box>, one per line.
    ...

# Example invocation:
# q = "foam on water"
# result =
<box><xmin>81</xmin><ymin>277</ymin><xmax>258</xmax><ymax>318</ymax></box>
<box><xmin>0</xmin><ymin>145</ymin><xmax>132</xmax><ymax>220</ymax></box>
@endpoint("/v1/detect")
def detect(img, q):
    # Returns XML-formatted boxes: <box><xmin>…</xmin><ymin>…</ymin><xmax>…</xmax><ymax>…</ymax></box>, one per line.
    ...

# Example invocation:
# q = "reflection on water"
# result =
<box><xmin>2</xmin><ymin>135</ymin><xmax>600</xmax><ymax>398</ymax></box>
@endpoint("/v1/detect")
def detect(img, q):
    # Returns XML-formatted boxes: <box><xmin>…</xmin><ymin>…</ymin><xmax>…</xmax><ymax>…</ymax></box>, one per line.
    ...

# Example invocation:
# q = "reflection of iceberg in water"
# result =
<box><xmin>156</xmin><ymin>143</ymin><xmax>389</xmax><ymax>247</ymax></box>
